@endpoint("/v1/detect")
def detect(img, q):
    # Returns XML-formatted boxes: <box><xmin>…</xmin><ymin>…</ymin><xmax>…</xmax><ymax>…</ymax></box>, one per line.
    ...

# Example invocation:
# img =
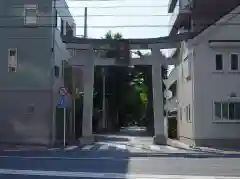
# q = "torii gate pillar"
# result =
<box><xmin>151</xmin><ymin>48</ymin><xmax>166</xmax><ymax>145</ymax></box>
<box><xmin>80</xmin><ymin>50</ymin><xmax>95</xmax><ymax>144</ymax></box>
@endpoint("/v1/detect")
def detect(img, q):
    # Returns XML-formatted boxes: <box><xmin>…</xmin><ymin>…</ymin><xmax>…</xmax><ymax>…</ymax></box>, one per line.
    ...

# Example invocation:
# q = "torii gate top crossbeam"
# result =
<box><xmin>62</xmin><ymin>32</ymin><xmax>197</xmax><ymax>49</ymax></box>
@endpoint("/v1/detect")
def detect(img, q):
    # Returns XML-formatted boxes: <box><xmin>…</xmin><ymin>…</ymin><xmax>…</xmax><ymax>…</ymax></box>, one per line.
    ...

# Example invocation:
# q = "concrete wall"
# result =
<box><xmin>0</xmin><ymin>0</ymin><xmax>75</xmax><ymax>145</ymax></box>
<box><xmin>177</xmin><ymin>42</ymin><xmax>195</xmax><ymax>145</ymax></box>
<box><xmin>193</xmin><ymin>12</ymin><xmax>240</xmax><ymax>148</ymax></box>
<box><xmin>0</xmin><ymin>0</ymin><xmax>53</xmax><ymax>145</ymax></box>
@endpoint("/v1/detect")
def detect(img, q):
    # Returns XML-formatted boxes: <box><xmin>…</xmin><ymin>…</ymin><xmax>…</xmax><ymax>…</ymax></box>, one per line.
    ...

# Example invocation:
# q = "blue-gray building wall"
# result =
<box><xmin>0</xmin><ymin>0</ymin><xmax>75</xmax><ymax>146</ymax></box>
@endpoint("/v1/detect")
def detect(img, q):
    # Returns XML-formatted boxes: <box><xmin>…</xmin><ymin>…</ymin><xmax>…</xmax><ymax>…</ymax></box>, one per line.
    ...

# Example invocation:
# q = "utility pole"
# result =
<box><xmin>84</xmin><ymin>7</ymin><xmax>88</xmax><ymax>38</ymax></box>
<box><xmin>102</xmin><ymin>68</ymin><xmax>106</xmax><ymax>131</ymax></box>
<box><xmin>51</xmin><ymin>0</ymin><xmax>57</xmax><ymax>147</ymax></box>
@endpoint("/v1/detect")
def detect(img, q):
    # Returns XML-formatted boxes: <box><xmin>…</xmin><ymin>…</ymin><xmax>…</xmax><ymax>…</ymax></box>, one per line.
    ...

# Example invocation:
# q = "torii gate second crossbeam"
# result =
<box><xmin>63</xmin><ymin>32</ymin><xmax>196</xmax><ymax>145</ymax></box>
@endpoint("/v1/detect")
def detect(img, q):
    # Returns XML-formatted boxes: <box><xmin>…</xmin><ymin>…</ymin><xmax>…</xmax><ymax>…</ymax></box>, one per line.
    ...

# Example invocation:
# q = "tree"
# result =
<box><xmin>94</xmin><ymin>30</ymin><xmax>168</xmax><ymax>129</ymax></box>
<box><xmin>104</xmin><ymin>30</ymin><xmax>123</xmax><ymax>40</ymax></box>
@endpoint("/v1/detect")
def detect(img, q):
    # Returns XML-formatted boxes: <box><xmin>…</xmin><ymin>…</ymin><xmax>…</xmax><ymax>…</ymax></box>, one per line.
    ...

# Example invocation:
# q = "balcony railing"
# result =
<box><xmin>168</xmin><ymin>0</ymin><xmax>192</xmax><ymax>34</ymax></box>
<box><xmin>168</xmin><ymin>0</ymin><xmax>178</xmax><ymax>13</ymax></box>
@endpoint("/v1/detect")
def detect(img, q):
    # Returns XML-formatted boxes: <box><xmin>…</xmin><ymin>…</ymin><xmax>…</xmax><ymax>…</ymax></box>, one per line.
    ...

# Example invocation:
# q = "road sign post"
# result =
<box><xmin>63</xmin><ymin>107</ymin><xmax>66</xmax><ymax>148</ymax></box>
<box><xmin>57</xmin><ymin>87</ymin><xmax>68</xmax><ymax>148</ymax></box>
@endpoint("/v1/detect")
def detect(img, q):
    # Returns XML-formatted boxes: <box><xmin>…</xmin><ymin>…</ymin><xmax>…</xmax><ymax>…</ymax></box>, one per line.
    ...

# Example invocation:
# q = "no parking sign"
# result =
<box><xmin>58</xmin><ymin>87</ymin><xmax>68</xmax><ymax>96</ymax></box>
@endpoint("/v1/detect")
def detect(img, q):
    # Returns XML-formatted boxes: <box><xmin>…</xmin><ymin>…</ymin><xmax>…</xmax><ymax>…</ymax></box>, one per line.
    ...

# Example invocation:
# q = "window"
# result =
<box><xmin>54</xmin><ymin>66</ymin><xmax>59</xmax><ymax>77</ymax></box>
<box><xmin>185</xmin><ymin>105</ymin><xmax>191</xmax><ymax>122</ymax></box>
<box><xmin>187</xmin><ymin>105</ymin><xmax>191</xmax><ymax>122</ymax></box>
<box><xmin>185</xmin><ymin>106</ymin><xmax>188</xmax><ymax>121</ymax></box>
<box><xmin>66</xmin><ymin>22</ymin><xmax>73</xmax><ymax>37</ymax></box>
<box><xmin>230</xmin><ymin>54</ymin><xmax>239</xmax><ymax>71</ymax></box>
<box><xmin>55</xmin><ymin>10</ymin><xmax>61</xmax><ymax>30</ymax></box>
<box><xmin>24</xmin><ymin>5</ymin><xmax>38</xmax><ymax>25</ymax></box>
<box><xmin>179</xmin><ymin>107</ymin><xmax>182</xmax><ymax>121</ymax></box>
<box><xmin>60</xmin><ymin>19</ymin><xmax>64</xmax><ymax>35</ymax></box>
<box><xmin>215</xmin><ymin>54</ymin><xmax>223</xmax><ymax>71</ymax></box>
<box><xmin>8</xmin><ymin>48</ymin><xmax>17</xmax><ymax>72</ymax></box>
<box><xmin>62</xmin><ymin>60</ymin><xmax>67</xmax><ymax>78</ymax></box>
<box><xmin>214</xmin><ymin>102</ymin><xmax>240</xmax><ymax>121</ymax></box>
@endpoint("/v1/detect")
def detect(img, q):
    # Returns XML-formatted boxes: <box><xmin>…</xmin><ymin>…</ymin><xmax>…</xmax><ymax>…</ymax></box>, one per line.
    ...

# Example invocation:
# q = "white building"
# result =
<box><xmin>165</xmin><ymin>0</ymin><xmax>240</xmax><ymax>149</ymax></box>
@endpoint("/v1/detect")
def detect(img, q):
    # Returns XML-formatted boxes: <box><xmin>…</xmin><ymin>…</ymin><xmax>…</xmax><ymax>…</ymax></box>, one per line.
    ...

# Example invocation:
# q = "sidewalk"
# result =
<box><xmin>167</xmin><ymin>138</ymin><xmax>240</xmax><ymax>155</ymax></box>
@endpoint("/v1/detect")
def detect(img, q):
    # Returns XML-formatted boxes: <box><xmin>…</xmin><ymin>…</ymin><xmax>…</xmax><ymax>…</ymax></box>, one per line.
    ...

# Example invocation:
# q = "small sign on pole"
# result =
<box><xmin>57</xmin><ymin>87</ymin><xmax>68</xmax><ymax>108</ymax></box>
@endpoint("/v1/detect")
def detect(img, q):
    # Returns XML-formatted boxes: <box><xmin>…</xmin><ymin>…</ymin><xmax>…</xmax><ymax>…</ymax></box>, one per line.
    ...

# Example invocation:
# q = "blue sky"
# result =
<box><xmin>66</xmin><ymin>0</ymin><xmax>171</xmax><ymax>39</ymax></box>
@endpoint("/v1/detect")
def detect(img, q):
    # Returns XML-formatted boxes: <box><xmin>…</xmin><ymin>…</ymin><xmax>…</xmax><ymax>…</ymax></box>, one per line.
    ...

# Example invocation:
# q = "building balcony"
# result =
<box><xmin>168</xmin><ymin>0</ymin><xmax>178</xmax><ymax>13</ymax></box>
<box><xmin>163</xmin><ymin>66</ymin><xmax>178</xmax><ymax>89</ymax></box>
<box><xmin>168</xmin><ymin>0</ymin><xmax>192</xmax><ymax>35</ymax></box>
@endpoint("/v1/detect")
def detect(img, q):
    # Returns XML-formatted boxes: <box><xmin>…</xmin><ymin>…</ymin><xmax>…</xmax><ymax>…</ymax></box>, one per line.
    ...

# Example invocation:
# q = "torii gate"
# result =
<box><xmin>62</xmin><ymin>32</ymin><xmax>196</xmax><ymax>145</ymax></box>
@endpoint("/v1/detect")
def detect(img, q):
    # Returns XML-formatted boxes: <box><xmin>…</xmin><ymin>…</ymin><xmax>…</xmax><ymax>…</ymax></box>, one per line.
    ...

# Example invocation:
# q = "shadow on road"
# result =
<box><xmin>2</xmin><ymin>127</ymin><xmax>240</xmax><ymax>178</ymax></box>
<box><xmin>0</xmin><ymin>151</ymin><xmax>133</xmax><ymax>177</ymax></box>
<box><xmin>0</xmin><ymin>147</ymin><xmax>240</xmax><ymax>179</ymax></box>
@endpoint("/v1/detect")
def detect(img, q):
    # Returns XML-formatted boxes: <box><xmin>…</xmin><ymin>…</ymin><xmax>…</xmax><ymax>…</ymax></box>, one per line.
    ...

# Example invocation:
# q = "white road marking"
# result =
<box><xmin>64</xmin><ymin>146</ymin><xmax>78</xmax><ymax>151</ymax></box>
<box><xmin>81</xmin><ymin>145</ymin><xmax>94</xmax><ymax>150</ymax></box>
<box><xmin>48</xmin><ymin>148</ymin><xmax>59</xmax><ymax>151</ymax></box>
<box><xmin>149</xmin><ymin>145</ymin><xmax>161</xmax><ymax>151</ymax></box>
<box><xmin>0</xmin><ymin>169</ymin><xmax>238</xmax><ymax>179</ymax></box>
<box><xmin>131</xmin><ymin>137</ymin><xmax>136</xmax><ymax>141</ymax></box>
<box><xmin>116</xmin><ymin>144</ymin><xmax>127</xmax><ymax>150</ymax></box>
<box><xmin>99</xmin><ymin>144</ymin><xmax>109</xmax><ymax>150</ymax></box>
<box><xmin>166</xmin><ymin>146</ymin><xmax>178</xmax><ymax>151</ymax></box>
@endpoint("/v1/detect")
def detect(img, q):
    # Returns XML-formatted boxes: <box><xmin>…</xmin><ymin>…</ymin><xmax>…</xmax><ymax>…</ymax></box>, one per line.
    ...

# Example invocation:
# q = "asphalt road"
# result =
<box><xmin>0</xmin><ymin>127</ymin><xmax>239</xmax><ymax>179</ymax></box>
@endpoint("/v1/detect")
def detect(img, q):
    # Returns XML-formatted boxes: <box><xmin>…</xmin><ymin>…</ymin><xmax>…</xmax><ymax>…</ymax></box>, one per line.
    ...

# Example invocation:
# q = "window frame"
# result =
<box><xmin>229</xmin><ymin>53</ymin><xmax>239</xmax><ymax>72</ymax></box>
<box><xmin>8</xmin><ymin>48</ymin><xmax>18</xmax><ymax>72</ymax></box>
<box><xmin>187</xmin><ymin>104</ymin><xmax>191</xmax><ymax>123</ymax></box>
<box><xmin>215</xmin><ymin>53</ymin><xmax>224</xmax><ymax>72</ymax></box>
<box><xmin>54</xmin><ymin>66</ymin><xmax>60</xmax><ymax>78</ymax></box>
<box><xmin>60</xmin><ymin>19</ymin><xmax>65</xmax><ymax>35</ymax></box>
<box><xmin>62</xmin><ymin>60</ymin><xmax>67</xmax><ymax>78</ymax></box>
<box><xmin>184</xmin><ymin>105</ymin><xmax>191</xmax><ymax>123</ymax></box>
<box><xmin>179</xmin><ymin>107</ymin><xmax>182</xmax><ymax>121</ymax></box>
<box><xmin>24</xmin><ymin>4</ymin><xmax>38</xmax><ymax>25</ymax></box>
<box><xmin>56</xmin><ymin>10</ymin><xmax>61</xmax><ymax>30</ymax></box>
<box><xmin>213</xmin><ymin>100</ymin><xmax>240</xmax><ymax>122</ymax></box>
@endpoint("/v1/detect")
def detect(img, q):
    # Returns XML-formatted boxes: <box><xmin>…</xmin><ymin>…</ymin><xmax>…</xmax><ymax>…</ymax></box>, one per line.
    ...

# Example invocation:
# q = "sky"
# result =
<box><xmin>66</xmin><ymin>0</ymin><xmax>174</xmax><ymax>71</ymax></box>
<box><xmin>66</xmin><ymin>0</ymin><xmax>171</xmax><ymax>39</ymax></box>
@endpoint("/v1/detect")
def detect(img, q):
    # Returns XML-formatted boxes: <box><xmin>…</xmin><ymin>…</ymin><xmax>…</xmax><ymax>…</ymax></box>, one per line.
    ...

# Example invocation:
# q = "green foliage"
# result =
<box><xmin>95</xmin><ymin>31</ymin><xmax>164</xmax><ymax>127</ymax></box>
<box><xmin>130</xmin><ymin>72</ymin><xmax>148</xmax><ymax>105</ymax></box>
<box><xmin>104</xmin><ymin>30</ymin><xmax>123</xmax><ymax>40</ymax></box>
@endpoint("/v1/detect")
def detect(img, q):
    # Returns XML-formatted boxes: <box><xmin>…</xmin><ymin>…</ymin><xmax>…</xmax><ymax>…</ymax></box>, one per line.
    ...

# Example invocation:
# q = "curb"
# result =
<box><xmin>1</xmin><ymin>147</ymin><xmax>48</xmax><ymax>152</ymax></box>
<box><xmin>166</xmin><ymin>140</ymin><xmax>240</xmax><ymax>155</ymax></box>
<box><xmin>166</xmin><ymin>140</ymin><xmax>192</xmax><ymax>151</ymax></box>
<box><xmin>137</xmin><ymin>152</ymin><xmax>240</xmax><ymax>158</ymax></box>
